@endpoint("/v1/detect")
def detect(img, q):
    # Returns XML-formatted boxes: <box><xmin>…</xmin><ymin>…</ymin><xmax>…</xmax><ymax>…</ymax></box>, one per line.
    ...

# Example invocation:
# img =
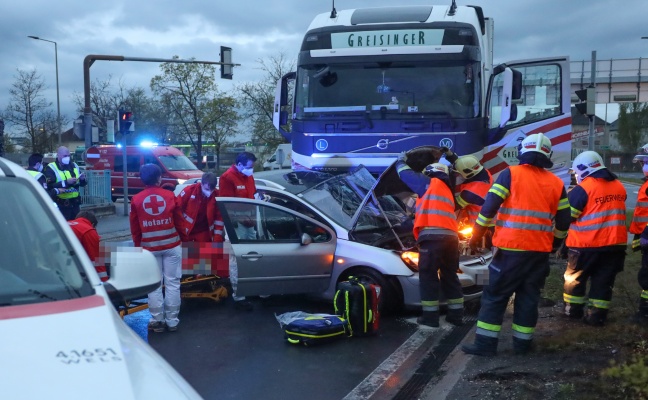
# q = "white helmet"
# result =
<box><xmin>424</xmin><ymin>163</ymin><xmax>449</xmax><ymax>176</ymax></box>
<box><xmin>572</xmin><ymin>151</ymin><xmax>605</xmax><ymax>184</ymax></box>
<box><xmin>519</xmin><ymin>133</ymin><xmax>552</xmax><ymax>158</ymax></box>
<box><xmin>453</xmin><ymin>155</ymin><xmax>484</xmax><ymax>179</ymax></box>
<box><xmin>642</xmin><ymin>143</ymin><xmax>648</xmax><ymax>154</ymax></box>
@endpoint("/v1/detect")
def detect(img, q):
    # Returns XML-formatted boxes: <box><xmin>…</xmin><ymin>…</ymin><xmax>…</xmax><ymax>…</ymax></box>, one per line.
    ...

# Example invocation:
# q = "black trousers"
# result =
<box><xmin>476</xmin><ymin>250</ymin><xmax>550</xmax><ymax>340</ymax></box>
<box><xmin>564</xmin><ymin>249</ymin><xmax>625</xmax><ymax>309</ymax></box>
<box><xmin>640</xmin><ymin>249</ymin><xmax>648</xmax><ymax>291</ymax></box>
<box><xmin>58</xmin><ymin>202</ymin><xmax>80</xmax><ymax>221</ymax></box>
<box><xmin>418</xmin><ymin>236</ymin><xmax>463</xmax><ymax>306</ymax></box>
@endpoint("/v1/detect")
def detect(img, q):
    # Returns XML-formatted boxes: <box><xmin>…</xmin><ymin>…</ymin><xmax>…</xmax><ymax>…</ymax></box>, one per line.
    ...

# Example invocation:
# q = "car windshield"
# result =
<box><xmin>158</xmin><ymin>155</ymin><xmax>199</xmax><ymax>171</ymax></box>
<box><xmin>0</xmin><ymin>178</ymin><xmax>94</xmax><ymax>306</ymax></box>
<box><xmin>300</xmin><ymin>167</ymin><xmax>409</xmax><ymax>230</ymax></box>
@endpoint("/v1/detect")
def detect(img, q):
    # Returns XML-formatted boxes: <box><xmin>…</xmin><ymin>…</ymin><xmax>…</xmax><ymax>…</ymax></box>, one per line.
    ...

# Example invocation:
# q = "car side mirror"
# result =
<box><xmin>301</xmin><ymin>233</ymin><xmax>313</xmax><ymax>246</ymax></box>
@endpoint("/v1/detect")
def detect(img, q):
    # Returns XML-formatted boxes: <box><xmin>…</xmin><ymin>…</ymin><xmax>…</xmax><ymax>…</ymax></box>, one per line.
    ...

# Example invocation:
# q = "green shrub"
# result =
<box><xmin>603</xmin><ymin>355</ymin><xmax>648</xmax><ymax>399</ymax></box>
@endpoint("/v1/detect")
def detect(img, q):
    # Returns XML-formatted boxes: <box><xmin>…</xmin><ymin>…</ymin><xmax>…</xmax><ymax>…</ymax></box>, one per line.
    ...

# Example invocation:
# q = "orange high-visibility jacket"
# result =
<box><xmin>567</xmin><ymin>177</ymin><xmax>627</xmax><ymax>247</ymax></box>
<box><xmin>413</xmin><ymin>177</ymin><xmax>457</xmax><ymax>240</ymax></box>
<box><xmin>492</xmin><ymin>165</ymin><xmax>563</xmax><ymax>252</ymax></box>
<box><xmin>630</xmin><ymin>180</ymin><xmax>648</xmax><ymax>235</ymax></box>
<box><xmin>456</xmin><ymin>170</ymin><xmax>493</xmax><ymax>226</ymax></box>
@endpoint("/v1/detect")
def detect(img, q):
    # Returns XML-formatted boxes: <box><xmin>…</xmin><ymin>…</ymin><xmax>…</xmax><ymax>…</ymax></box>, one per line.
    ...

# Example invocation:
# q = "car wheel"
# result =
<box><xmin>340</xmin><ymin>267</ymin><xmax>403</xmax><ymax>314</ymax></box>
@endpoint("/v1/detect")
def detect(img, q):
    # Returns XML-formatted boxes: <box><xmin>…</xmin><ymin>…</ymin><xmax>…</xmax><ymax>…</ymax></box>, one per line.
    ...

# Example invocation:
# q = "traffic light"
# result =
<box><xmin>220</xmin><ymin>46</ymin><xmax>233</xmax><ymax>80</ymax></box>
<box><xmin>118</xmin><ymin>110</ymin><xmax>134</xmax><ymax>134</ymax></box>
<box><xmin>575</xmin><ymin>87</ymin><xmax>596</xmax><ymax>116</ymax></box>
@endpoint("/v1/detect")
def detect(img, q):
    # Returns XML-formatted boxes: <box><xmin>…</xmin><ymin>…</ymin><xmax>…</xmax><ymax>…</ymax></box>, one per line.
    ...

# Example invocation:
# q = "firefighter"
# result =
<box><xmin>395</xmin><ymin>154</ymin><xmax>464</xmax><ymax>327</ymax></box>
<box><xmin>461</xmin><ymin>133</ymin><xmax>571</xmax><ymax>356</ymax></box>
<box><xmin>450</xmin><ymin>154</ymin><xmax>493</xmax><ymax>227</ymax></box>
<box><xmin>630</xmin><ymin>152</ymin><xmax>648</xmax><ymax>324</ymax></box>
<box><xmin>130</xmin><ymin>164</ymin><xmax>184</xmax><ymax>333</ymax></box>
<box><xmin>563</xmin><ymin>151</ymin><xmax>627</xmax><ymax>326</ymax></box>
<box><xmin>44</xmin><ymin>146</ymin><xmax>87</xmax><ymax>220</ymax></box>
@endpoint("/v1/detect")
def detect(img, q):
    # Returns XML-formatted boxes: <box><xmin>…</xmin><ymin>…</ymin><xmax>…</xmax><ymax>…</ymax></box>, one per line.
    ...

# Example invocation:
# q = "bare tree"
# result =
<box><xmin>617</xmin><ymin>102</ymin><xmax>648</xmax><ymax>152</ymax></box>
<box><xmin>151</xmin><ymin>58</ymin><xmax>239</xmax><ymax>169</ymax></box>
<box><xmin>236</xmin><ymin>53</ymin><xmax>295</xmax><ymax>153</ymax></box>
<box><xmin>203</xmin><ymin>96</ymin><xmax>240</xmax><ymax>172</ymax></box>
<box><xmin>3</xmin><ymin>68</ymin><xmax>59</xmax><ymax>153</ymax></box>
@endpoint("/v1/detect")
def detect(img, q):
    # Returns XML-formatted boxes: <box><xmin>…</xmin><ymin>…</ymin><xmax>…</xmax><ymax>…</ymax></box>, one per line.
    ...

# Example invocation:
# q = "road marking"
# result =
<box><xmin>343</xmin><ymin>321</ymin><xmax>451</xmax><ymax>400</ymax></box>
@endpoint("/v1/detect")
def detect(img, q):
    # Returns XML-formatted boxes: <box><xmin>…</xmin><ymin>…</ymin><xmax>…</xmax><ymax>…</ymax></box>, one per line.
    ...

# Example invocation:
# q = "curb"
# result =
<box><xmin>81</xmin><ymin>203</ymin><xmax>116</xmax><ymax>217</ymax></box>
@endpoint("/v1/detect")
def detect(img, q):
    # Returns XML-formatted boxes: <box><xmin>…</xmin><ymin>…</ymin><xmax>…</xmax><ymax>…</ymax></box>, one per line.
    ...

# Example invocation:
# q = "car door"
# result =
<box><xmin>485</xmin><ymin>57</ymin><xmax>572</xmax><ymax>185</ymax></box>
<box><xmin>216</xmin><ymin>198</ymin><xmax>336</xmax><ymax>297</ymax></box>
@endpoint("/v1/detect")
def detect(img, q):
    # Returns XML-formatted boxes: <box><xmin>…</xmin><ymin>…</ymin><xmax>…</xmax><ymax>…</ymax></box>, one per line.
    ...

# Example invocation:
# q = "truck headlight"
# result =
<box><xmin>400</xmin><ymin>251</ymin><xmax>419</xmax><ymax>271</ymax></box>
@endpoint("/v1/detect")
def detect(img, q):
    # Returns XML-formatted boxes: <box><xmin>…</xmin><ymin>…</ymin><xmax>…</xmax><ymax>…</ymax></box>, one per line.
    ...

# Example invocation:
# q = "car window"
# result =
<box><xmin>220</xmin><ymin>201</ymin><xmax>331</xmax><ymax>243</ymax></box>
<box><xmin>114</xmin><ymin>155</ymin><xmax>141</xmax><ymax>173</ymax></box>
<box><xmin>0</xmin><ymin>178</ymin><xmax>94</xmax><ymax>306</ymax></box>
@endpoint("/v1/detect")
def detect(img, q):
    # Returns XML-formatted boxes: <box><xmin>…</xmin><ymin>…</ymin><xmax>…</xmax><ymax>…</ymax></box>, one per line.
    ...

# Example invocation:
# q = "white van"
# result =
<box><xmin>263</xmin><ymin>143</ymin><xmax>292</xmax><ymax>170</ymax></box>
<box><xmin>0</xmin><ymin>157</ymin><xmax>201</xmax><ymax>399</ymax></box>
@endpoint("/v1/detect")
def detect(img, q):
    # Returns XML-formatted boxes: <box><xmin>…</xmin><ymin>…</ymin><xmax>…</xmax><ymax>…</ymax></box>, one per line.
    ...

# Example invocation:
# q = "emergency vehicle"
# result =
<box><xmin>273</xmin><ymin>2</ymin><xmax>572</xmax><ymax>185</ymax></box>
<box><xmin>85</xmin><ymin>144</ymin><xmax>204</xmax><ymax>202</ymax></box>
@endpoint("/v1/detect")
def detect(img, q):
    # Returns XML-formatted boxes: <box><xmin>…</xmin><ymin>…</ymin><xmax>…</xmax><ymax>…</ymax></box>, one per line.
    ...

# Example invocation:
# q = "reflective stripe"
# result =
<box><xmin>447</xmin><ymin>303</ymin><xmax>463</xmax><ymax>310</ymax></box>
<box><xmin>476</xmin><ymin>213</ymin><xmax>494</xmax><ymax>227</ymax></box>
<box><xmin>142</xmin><ymin>228</ymin><xmax>179</xmax><ymax>238</ymax></box>
<box><xmin>489</xmin><ymin>184</ymin><xmax>509</xmax><ymax>199</ymax></box>
<box><xmin>637</xmin><ymin>201</ymin><xmax>648</xmax><ymax>207</ymax></box>
<box><xmin>420</xmin><ymin>194</ymin><xmax>454</xmax><ymax>206</ymax></box>
<box><xmin>589</xmin><ymin>298</ymin><xmax>610</xmax><ymax>309</ymax></box>
<box><xmin>634</xmin><ymin>216</ymin><xmax>648</xmax><ymax>223</ymax></box>
<box><xmin>563</xmin><ymin>293</ymin><xmax>586</xmax><ymax>304</ymax></box>
<box><xmin>512</xmin><ymin>323</ymin><xmax>534</xmax><ymax>334</ymax></box>
<box><xmin>641</xmin><ymin>290</ymin><xmax>648</xmax><ymax>300</ymax></box>
<box><xmin>215</xmin><ymin>220</ymin><xmax>224</xmax><ymax>227</ymax></box>
<box><xmin>421</xmin><ymin>300</ymin><xmax>439</xmax><ymax>311</ymax></box>
<box><xmin>48</xmin><ymin>163</ymin><xmax>81</xmax><ymax>199</ymax></box>
<box><xmin>570</xmin><ymin>206</ymin><xmax>582</xmax><ymax>219</ymax></box>
<box><xmin>557</xmin><ymin>197</ymin><xmax>570</xmax><ymax>210</ymax></box>
<box><xmin>553</xmin><ymin>228</ymin><xmax>568</xmax><ymax>239</ymax></box>
<box><xmin>143</xmin><ymin>236</ymin><xmax>181</xmax><ymax>247</ymax></box>
<box><xmin>456</xmin><ymin>195</ymin><xmax>469</xmax><ymax>208</ymax></box>
<box><xmin>569</xmin><ymin>219</ymin><xmax>626</xmax><ymax>232</ymax></box>
<box><xmin>183</xmin><ymin>213</ymin><xmax>195</xmax><ymax>224</ymax></box>
<box><xmin>495</xmin><ymin>220</ymin><xmax>553</xmax><ymax>232</ymax></box>
<box><xmin>417</xmin><ymin>209</ymin><xmax>457</xmax><ymax>219</ymax></box>
<box><xmin>476</xmin><ymin>328</ymin><xmax>499</xmax><ymax>338</ymax></box>
<box><xmin>397</xmin><ymin>164</ymin><xmax>411</xmax><ymax>173</ymax></box>
<box><xmin>476</xmin><ymin>320</ymin><xmax>501</xmax><ymax>332</ymax></box>
<box><xmin>213</xmin><ymin>229</ymin><xmax>224</xmax><ymax>236</ymax></box>
<box><xmin>512</xmin><ymin>331</ymin><xmax>534</xmax><ymax>340</ymax></box>
<box><xmin>578</xmin><ymin>209</ymin><xmax>626</xmax><ymax>222</ymax></box>
<box><xmin>499</xmin><ymin>207</ymin><xmax>553</xmax><ymax>220</ymax></box>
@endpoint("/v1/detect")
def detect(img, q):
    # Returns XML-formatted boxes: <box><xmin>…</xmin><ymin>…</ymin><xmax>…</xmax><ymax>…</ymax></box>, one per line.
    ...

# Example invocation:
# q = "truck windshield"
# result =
<box><xmin>158</xmin><ymin>155</ymin><xmax>199</xmax><ymax>171</ymax></box>
<box><xmin>295</xmin><ymin>60</ymin><xmax>480</xmax><ymax>119</ymax></box>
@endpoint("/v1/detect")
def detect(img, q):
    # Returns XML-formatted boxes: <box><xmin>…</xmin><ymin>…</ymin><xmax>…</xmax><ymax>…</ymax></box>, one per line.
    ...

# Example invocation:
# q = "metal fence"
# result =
<box><xmin>80</xmin><ymin>170</ymin><xmax>112</xmax><ymax>205</ymax></box>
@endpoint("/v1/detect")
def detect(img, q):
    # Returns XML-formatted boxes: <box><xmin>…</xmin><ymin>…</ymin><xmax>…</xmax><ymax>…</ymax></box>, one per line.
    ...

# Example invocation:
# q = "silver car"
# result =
<box><xmin>218</xmin><ymin>152</ymin><xmax>492</xmax><ymax>311</ymax></box>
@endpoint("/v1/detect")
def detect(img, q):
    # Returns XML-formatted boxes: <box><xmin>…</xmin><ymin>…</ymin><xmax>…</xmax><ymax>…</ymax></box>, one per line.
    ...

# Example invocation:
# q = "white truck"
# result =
<box><xmin>263</xmin><ymin>143</ymin><xmax>292</xmax><ymax>170</ymax></box>
<box><xmin>273</xmin><ymin>1</ymin><xmax>572</xmax><ymax>184</ymax></box>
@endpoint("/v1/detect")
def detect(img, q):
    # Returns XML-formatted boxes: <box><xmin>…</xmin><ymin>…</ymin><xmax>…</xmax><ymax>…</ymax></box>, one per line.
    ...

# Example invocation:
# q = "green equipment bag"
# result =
<box><xmin>334</xmin><ymin>277</ymin><xmax>381</xmax><ymax>337</ymax></box>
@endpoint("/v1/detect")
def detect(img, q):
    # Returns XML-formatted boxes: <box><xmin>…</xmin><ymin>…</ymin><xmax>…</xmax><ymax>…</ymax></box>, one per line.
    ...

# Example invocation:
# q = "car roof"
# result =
<box><xmin>0</xmin><ymin>157</ymin><xmax>32</xmax><ymax>180</ymax></box>
<box><xmin>254</xmin><ymin>170</ymin><xmax>335</xmax><ymax>194</ymax></box>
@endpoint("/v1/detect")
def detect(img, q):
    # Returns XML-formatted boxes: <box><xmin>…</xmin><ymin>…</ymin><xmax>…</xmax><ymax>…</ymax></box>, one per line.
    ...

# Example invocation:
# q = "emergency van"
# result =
<box><xmin>85</xmin><ymin>144</ymin><xmax>204</xmax><ymax>202</ymax></box>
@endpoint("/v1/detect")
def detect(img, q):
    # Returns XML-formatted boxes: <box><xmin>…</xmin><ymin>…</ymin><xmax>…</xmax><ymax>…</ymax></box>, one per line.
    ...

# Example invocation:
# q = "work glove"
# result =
<box><xmin>468</xmin><ymin>224</ymin><xmax>486</xmax><ymax>254</ymax></box>
<box><xmin>397</xmin><ymin>151</ymin><xmax>408</xmax><ymax>163</ymax></box>
<box><xmin>440</xmin><ymin>146</ymin><xmax>458</xmax><ymax>163</ymax></box>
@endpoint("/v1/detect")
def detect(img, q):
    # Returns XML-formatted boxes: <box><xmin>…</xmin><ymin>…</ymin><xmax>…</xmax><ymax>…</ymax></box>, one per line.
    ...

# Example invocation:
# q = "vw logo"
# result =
<box><xmin>315</xmin><ymin>139</ymin><xmax>328</xmax><ymax>151</ymax></box>
<box><xmin>439</xmin><ymin>138</ymin><xmax>453</xmax><ymax>149</ymax></box>
<box><xmin>377</xmin><ymin>139</ymin><xmax>389</xmax><ymax>150</ymax></box>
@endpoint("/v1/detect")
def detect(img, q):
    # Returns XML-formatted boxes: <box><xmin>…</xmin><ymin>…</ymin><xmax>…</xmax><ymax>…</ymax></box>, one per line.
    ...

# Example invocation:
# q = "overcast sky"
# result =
<box><xmin>1</xmin><ymin>0</ymin><xmax>645</xmax><ymax>134</ymax></box>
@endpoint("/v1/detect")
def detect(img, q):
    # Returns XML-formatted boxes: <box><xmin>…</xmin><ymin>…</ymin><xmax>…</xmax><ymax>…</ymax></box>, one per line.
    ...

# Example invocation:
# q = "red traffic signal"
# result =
<box><xmin>118</xmin><ymin>110</ymin><xmax>134</xmax><ymax>133</ymax></box>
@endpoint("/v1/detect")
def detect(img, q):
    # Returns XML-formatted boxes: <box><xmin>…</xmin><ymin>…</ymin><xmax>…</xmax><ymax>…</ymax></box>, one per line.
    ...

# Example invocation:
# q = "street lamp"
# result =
<box><xmin>28</xmin><ymin>35</ymin><xmax>61</xmax><ymax>147</ymax></box>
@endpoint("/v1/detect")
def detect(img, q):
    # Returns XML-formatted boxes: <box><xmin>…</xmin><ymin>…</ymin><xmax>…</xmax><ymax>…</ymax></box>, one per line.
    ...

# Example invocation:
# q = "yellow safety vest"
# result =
<box><xmin>48</xmin><ymin>162</ymin><xmax>81</xmax><ymax>200</ymax></box>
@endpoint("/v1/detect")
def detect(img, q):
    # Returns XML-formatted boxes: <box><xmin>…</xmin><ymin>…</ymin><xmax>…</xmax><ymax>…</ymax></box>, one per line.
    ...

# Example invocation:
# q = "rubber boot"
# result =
<box><xmin>417</xmin><ymin>311</ymin><xmax>439</xmax><ymax>328</ymax></box>
<box><xmin>629</xmin><ymin>298</ymin><xmax>648</xmax><ymax>325</ymax></box>
<box><xmin>461</xmin><ymin>334</ymin><xmax>498</xmax><ymax>357</ymax></box>
<box><xmin>583</xmin><ymin>307</ymin><xmax>608</xmax><ymax>327</ymax></box>
<box><xmin>513</xmin><ymin>337</ymin><xmax>534</xmax><ymax>355</ymax></box>
<box><xmin>445</xmin><ymin>308</ymin><xmax>465</xmax><ymax>326</ymax></box>
<box><xmin>563</xmin><ymin>302</ymin><xmax>584</xmax><ymax>319</ymax></box>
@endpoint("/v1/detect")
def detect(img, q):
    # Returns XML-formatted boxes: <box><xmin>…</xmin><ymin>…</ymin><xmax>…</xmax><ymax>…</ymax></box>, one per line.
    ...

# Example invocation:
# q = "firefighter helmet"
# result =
<box><xmin>571</xmin><ymin>151</ymin><xmax>605</xmax><ymax>184</ymax></box>
<box><xmin>518</xmin><ymin>133</ymin><xmax>553</xmax><ymax>158</ymax></box>
<box><xmin>424</xmin><ymin>163</ymin><xmax>449</xmax><ymax>177</ymax></box>
<box><xmin>453</xmin><ymin>155</ymin><xmax>484</xmax><ymax>179</ymax></box>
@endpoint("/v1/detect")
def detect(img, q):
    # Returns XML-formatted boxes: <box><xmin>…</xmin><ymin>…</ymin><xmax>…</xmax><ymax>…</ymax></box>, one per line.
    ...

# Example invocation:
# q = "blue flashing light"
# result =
<box><xmin>116</xmin><ymin>143</ymin><xmax>123</xmax><ymax>148</ymax></box>
<box><xmin>140</xmin><ymin>141</ymin><xmax>158</xmax><ymax>148</ymax></box>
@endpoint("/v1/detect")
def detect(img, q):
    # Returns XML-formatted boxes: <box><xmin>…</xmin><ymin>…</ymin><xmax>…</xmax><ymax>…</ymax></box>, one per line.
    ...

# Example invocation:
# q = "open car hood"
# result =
<box><xmin>373</xmin><ymin>146</ymin><xmax>443</xmax><ymax>198</ymax></box>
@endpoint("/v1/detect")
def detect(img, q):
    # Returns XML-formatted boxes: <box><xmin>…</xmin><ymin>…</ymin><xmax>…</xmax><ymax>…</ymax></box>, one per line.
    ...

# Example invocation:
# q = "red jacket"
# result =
<box><xmin>176</xmin><ymin>182</ymin><xmax>224</xmax><ymax>242</ymax></box>
<box><xmin>219</xmin><ymin>165</ymin><xmax>256</xmax><ymax>199</ymax></box>
<box><xmin>68</xmin><ymin>217</ymin><xmax>107</xmax><ymax>282</ymax></box>
<box><xmin>130</xmin><ymin>186</ymin><xmax>183</xmax><ymax>251</ymax></box>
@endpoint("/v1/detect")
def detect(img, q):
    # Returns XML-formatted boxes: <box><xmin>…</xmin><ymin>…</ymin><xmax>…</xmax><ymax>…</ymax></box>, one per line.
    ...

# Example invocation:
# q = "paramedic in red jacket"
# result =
<box><xmin>218</xmin><ymin>151</ymin><xmax>262</xmax><ymax>311</ymax></box>
<box><xmin>130</xmin><ymin>164</ymin><xmax>184</xmax><ymax>333</ymax></box>
<box><xmin>176</xmin><ymin>172</ymin><xmax>227</xmax><ymax>276</ymax></box>
<box><xmin>68</xmin><ymin>210</ymin><xmax>107</xmax><ymax>282</ymax></box>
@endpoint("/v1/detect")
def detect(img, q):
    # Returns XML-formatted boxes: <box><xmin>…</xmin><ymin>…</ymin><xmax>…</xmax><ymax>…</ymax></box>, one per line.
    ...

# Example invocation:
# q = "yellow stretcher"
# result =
<box><xmin>118</xmin><ymin>275</ymin><xmax>230</xmax><ymax>318</ymax></box>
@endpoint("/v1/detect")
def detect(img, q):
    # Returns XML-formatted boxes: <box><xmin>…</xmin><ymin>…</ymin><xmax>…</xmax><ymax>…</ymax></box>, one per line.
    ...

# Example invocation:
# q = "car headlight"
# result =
<box><xmin>400</xmin><ymin>251</ymin><xmax>419</xmax><ymax>271</ymax></box>
<box><xmin>176</xmin><ymin>179</ymin><xmax>187</xmax><ymax>185</ymax></box>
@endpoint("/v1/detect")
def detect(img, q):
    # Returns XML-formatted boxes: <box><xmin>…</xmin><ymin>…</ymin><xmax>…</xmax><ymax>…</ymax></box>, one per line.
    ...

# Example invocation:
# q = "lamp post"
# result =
<box><xmin>28</xmin><ymin>36</ymin><xmax>61</xmax><ymax>147</ymax></box>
